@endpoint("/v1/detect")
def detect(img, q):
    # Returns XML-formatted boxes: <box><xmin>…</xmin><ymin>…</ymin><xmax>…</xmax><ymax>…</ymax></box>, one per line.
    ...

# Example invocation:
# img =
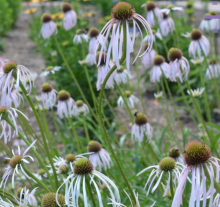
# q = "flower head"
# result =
<box><xmin>87</xmin><ymin>141</ymin><xmax>111</xmax><ymax>171</ymax></box>
<box><xmin>190</xmin><ymin>57</ymin><xmax>204</xmax><ymax>65</ymax></box>
<box><xmin>154</xmin><ymin>91</ymin><xmax>163</xmax><ymax>100</ymax></box>
<box><xmin>0</xmin><ymin>141</ymin><xmax>36</xmax><ymax>190</ymax></box>
<box><xmin>206</xmin><ymin>58</ymin><xmax>220</xmax><ymax>79</ymax></box>
<box><xmin>75</xmin><ymin>100</ymin><xmax>89</xmax><ymax>116</ymax></box>
<box><xmin>159</xmin><ymin>13</ymin><xmax>175</xmax><ymax>37</ymax></box>
<box><xmin>41</xmin><ymin>83</ymin><xmax>57</xmax><ymax>109</ymax></box>
<box><xmin>131</xmin><ymin>112</ymin><xmax>153</xmax><ymax>143</ymax></box>
<box><xmin>172</xmin><ymin>141</ymin><xmax>220</xmax><ymax>207</ymax></box>
<box><xmin>138</xmin><ymin>157</ymin><xmax>182</xmax><ymax>196</ymax></box>
<box><xmin>168</xmin><ymin>48</ymin><xmax>190</xmax><ymax>83</ymax></box>
<box><xmin>189</xmin><ymin>28</ymin><xmax>210</xmax><ymax>58</ymax></box>
<box><xmin>62</xmin><ymin>3</ymin><xmax>77</xmax><ymax>30</ymax></box>
<box><xmin>57</xmin><ymin>90</ymin><xmax>76</xmax><ymax>118</ymax></box>
<box><xmin>42</xmin><ymin>193</ymin><xmax>65</xmax><ymax>207</ymax></box>
<box><xmin>187</xmin><ymin>87</ymin><xmax>205</xmax><ymax>97</ymax></box>
<box><xmin>95</xmin><ymin>2</ymin><xmax>153</xmax><ymax>71</ymax></box>
<box><xmin>0</xmin><ymin>61</ymin><xmax>33</xmax><ymax>96</ymax></box>
<box><xmin>40</xmin><ymin>66</ymin><xmax>62</xmax><ymax>77</ymax></box>
<box><xmin>40</xmin><ymin>13</ymin><xmax>57</xmax><ymax>39</ymax></box>
<box><xmin>150</xmin><ymin>55</ymin><xmax>170</xmax><ymax>82</ymax></box>
<box><xmin>114</xmin><ymin>66</ymin><xmax>132</xmax><ymax>84</ymax></box>
<box><xmin>73</xmin><ymin>29</ymin><xmax>89</xmax><ymax>44</ymax></box>
<box><xmin>117</xmin><ymin>90</ymin><xmax>139</xmax><ymax>109</ymax></box>
<box><xmin>161</xmin><ymin>4</ymin><xmax>184</xmax><ymax>15</ymax></box>
<box><xmin>141</xmin><ymin>43</ymin><xmax>157</xmax><ymax>69</ymax></box>
<box><xmin>200</xmin><ymin>11</ymin><xmax>220</xmax><ymax>32</ymax></box>
<box><xmin>0</xmin><ymin>106</ymin><xmax>28</xmax><ymax>143</ymax></box>
<box><xmin>56</xmin><ymin>158</ymin><xmax>120</xmax><ymax>207</ymax></box>
<box><xmin>144</xmin><ymin>29</ymin><xmax>162</xmax><ymax>43</ymax></box>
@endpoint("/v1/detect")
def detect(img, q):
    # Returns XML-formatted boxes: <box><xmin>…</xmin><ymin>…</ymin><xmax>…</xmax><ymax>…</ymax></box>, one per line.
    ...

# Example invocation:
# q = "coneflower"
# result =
<box><xmin>62</xmin><ymin>3</ymin><xmax>77</xmax><ymax>30</ymax></box>
<box><xmin>40</xmin><ymin>13</ymin><xmax>57</xmax><ymax>39</ymax></box>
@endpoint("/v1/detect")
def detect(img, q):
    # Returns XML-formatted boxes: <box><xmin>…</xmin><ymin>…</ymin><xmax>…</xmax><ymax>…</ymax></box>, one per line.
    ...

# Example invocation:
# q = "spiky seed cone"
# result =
<box><xmin>42</xmin><ymin>83</ymin><xmax>53</xmax><ymax>93</ymax></box>
<box><xmin>46</xmin><ymin>66</ymin><xmax>54</xmax><ymax>71</ymax></box>
<box><xmin>134</xmin><ymin>112</ymin><xmax>148</xmax><ymax>125</ymax></box>
<box><xmin>58</xmin><ymin>90</ymin><xmax>70</xmax><ymax>101</ymax></box>
<box><xmin>17</xmin><ymin>187</ymin><xmax>25</xmax><ymax>198</ymax></box>
<box><xmin>59</xmin><ymin>164</ymin><xmax>69</xmax><ymax>174</ymax></box>
<box><xmin>10</xmin><ymin>155</ymin><xmax>23</xmax><ymax>168</ymax></box>
<box><xmin>169</xmin><ymin>147</ymin><xmax>181</xmax><ymax>159</ymax></box>
<box><xmin>153</xmin><ymin>55</ymin><xmax>165</xmax><ymax>66</ymax></box>
<box><xmin>117</xmin><ymin>66</ymin><xmax>125</xmax><ymax>73</ymax></box>
<box><xmin>65</xmin><ymin>154</ymin><xmax>76</xmax><ymax>162</ymax></box>
<box><xmin>88</xmin><ymin>27</ymin><xmax>100</xmax><ymax>38</ymax></box>
<box><xmin>76</xmin><ymin>100</ymin><xmax>84</xmax><ymax>107</ymax></box>
<box><xmin>168</xmin><ymin>48</ymin><xmax>183</xmax><ymax>61</ymax></box>
<box><xmin>76</xmin><ymin>29</ymin><xmax>85</xmax><ymax>35</ymax></box>
<box><xmin>95</xmin><ymin>52</ymin><xmax>107</xmax><ymax>66</ymax></box>
<box><xmin>0</xmin><ymin>106</ymin><xmax>8</xmax><ymax>115</ymax></box>
<box><xmin>41</xmin><ymin>193</ymin><xmax>65</xmax><ymax>207</ymax></box>
<box><xmin>184</xmin><ymin>141</ymin><xmax>211</xmax><ymax>166</ymax></box>
<box><xmin>146</xmin><ymin>1</ymin><xmax>156</xmax><ymax>11</ymax></box>
<box><xmin>3</xmin><ymin>61</ymin><xmax>17</xmax><ymax>74</ymax></box>
<box><xmin>62</xmin><ymin>3</ymin><xmax>72</xmax><ymax>13</ymax></box>
<box><xmin>162</xmin><ymin>12</ymin><xmax>169</xmax><ymax>19</ymax></box>
<box><xmin>74</xmin><ymin>158</ymin><xmax>93</xmax><ymax>175</ymax></box>
<box><xmin>209</xmin><ymin>11</ymin><xmax>217</xmax><ymax>15</ymax></box>
<box><xmin>87</xmin><ymin>141</ymin><xmax>102</xmax><ymax>153</ymax></box>
<box><xmin>124</xmin><ymin>90</ymin><xmax>131</xmax><ymax>98</ymax></box>
<box><xmin>159</xmin><ymin>157</ymin><xmax>175</xmax><ymax>171</ymax></box>
<box><xmin>190</xmin><ymin>29</ymin><xmax>202</xmax><ymax>41</ymax></box>
<box><xmin>38</xmin><ymin>169</ymin><xmax>46</xmax><ymax>175</ymax></box>
<box><xmin>167</xmin><ymin>4</ymin><xmax>175</xmax><ymax>9</ymax></box>
<box><xmin>41</xmin><ymin>13</ymin><xmax>52</xmax><ymax>23</ymax></box>
<box><xmin>111</xmin><ymin>2</ymin><xmax>135</xmax><ymax>20</ymax></box>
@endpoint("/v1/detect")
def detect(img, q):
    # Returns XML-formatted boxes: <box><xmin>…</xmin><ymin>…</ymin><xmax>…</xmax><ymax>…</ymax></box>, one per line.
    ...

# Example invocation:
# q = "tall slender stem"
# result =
<box><xmin>98</xmin><ymin>23</ymin><xmax>136</xmax><ymax>202</ymax></box>
<box><xmin>83</xmin><ymin>117</ymin><xmax>90</xmax><ymax>143</ymax></box>
<box><xmin>85</xmin><ymin>176</ymin><xmax>96</xmax><ymax>207</ymax></box>
<box><xmin>170</xmin><ymin>172</ymin><xmax>174</xmax><ymax>199</ymax></box>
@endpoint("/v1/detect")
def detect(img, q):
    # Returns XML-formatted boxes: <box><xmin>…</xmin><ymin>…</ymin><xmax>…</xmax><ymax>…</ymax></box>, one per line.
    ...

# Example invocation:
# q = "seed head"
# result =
<box><xmin>209</xmin><ymin>58</ymin><xmax>217</xmax><ymax>65</ymax></box>
<box><xmin>88</xmin><ymin>27</ymin><xmax>100</xmax><ymax>38</ymax></box>
<box><xmin>65</xmin><ymin>154</ymin><xmax>76</xmax><ymax>162</ymax></box>
<box><xmin>190</xmin><ymin>29</ymin><xmax>202</xmax><ymax>41</ymax></box>
<box><xmin>76</xmin><ymin>29</ymin><xmax>86</xmax><ymax>35</ymax></box>
<box><xmin>3</xmin><ymin>61</ymin><xmax>17</xmax><ymax>74</ymax></box>
<box><xmin>111</xmin><ymin>2</ymin><xmax>135</xmax><ymax>20</ymax></box>
<box><xmin>74</xmin><ymin>158</ymin><xmax>93</xmax><ymax>175</ymax></box>
<box><xmin>87</xmin><ymin>141</ymin><xmax>102</xmax><ymax>153</ymax></box>
<box><xmin>184</xmin><ymin>141</ymin><xmax>211</xmax><ymax>166</ymax></box>
<box><xmin>10</xmin><ymin>155</ymin><xmax>23</xmax><ymax>168</ymax></box>
<box><xmin>96</xmin><ymin>52</ymin><xmax>107</xmax><ymax>66</ymax></box>
<box><xmin>41</xmin><ymin>13</ymin><xmax>52</xmax><ymax>23</ymax></box>
<box><xmin>38</xmin><ymin>169</ymin><xmax>46</xmax><ymax>175</ymax></box>
<box><xmin>162</xmin><ymin>12</ymin><xmax>169</xmax><ymax>19</ymax></box>
<box><xmin>76</xmin><ymin>100</ymin><xmax>84</xmax><ymax>107</ymax></box>
<box><xmin>168</xmin><ymin>48</ymin><xmax>183</xmax><ymax>61</ymax></box>
<box><xmin>58</xmin><ymin>90</ymin><xmax>70</xmax><ymax>101</ymax></box>
<box><xmin>144</xmin><ymin>43</ymin><xmax>150</xmax><ymax>51</ymax></box>
<box><xmin>42</xmin><ymin>83</ymin><xmax>53</xmax><ymax>93</ymax></box>
<box><xmin>159</xmin><ymin>157</ymin><xmax>175</xmax><ymax>171</ymax></box>
<box><xmin>167</xmin><ymin>4</ymin><xmax>175</xmax><ymax>9</ymax></box>
<box><xmin>0</xmin><ymin>106</ymin><xmax>8</xmax><ymax>115</ymax></box>
<box><xmin>134</xmin><ymin>112</ymin><xmax>148</xmax><ymax>125</ymax></box>
<box><xmin>41</xmin><ymin>193</ymin><xmax>65</xmax><ymax>207</ymax></box>
<box><xmin>153</xmin><ymin>55</ymin><xmax>165</xmax><ymax>66</ymax></box>
<box><xmin>59</xmin><ymin>164</ymin><xmax>69</xmax><ymax>174</ymax></box>
<box><xmin>62</xmin><ymin>3</ymin><xmax>72</xmax><ymax>13</ymax></box>
<box><xmin>17</xmin><ymin>187</ymin><xmax>25</xmax><ymax>198</ymax></box>
<box><xmin>146</xmin><ymin>1</ymin><xmax>156</xmax><ymax>12</ymax></box>
<box><xmin>117</xmin><ymin>66</ymin><xmax>125</xmax><ymax>73</ymax></box>
<box><xmin>168</xmin><ymin>147</ymin><xmax>181</xmax><ymax>159</ymax></box>
<box><xmin>209</xmin><ymin>11</ymin><xmax>217</xmax><ymax>15</ymax></box>
<box><xmin>124</xmin><ymin>90</ymin><xmax>131</xmax><ymax>98</ymax></box>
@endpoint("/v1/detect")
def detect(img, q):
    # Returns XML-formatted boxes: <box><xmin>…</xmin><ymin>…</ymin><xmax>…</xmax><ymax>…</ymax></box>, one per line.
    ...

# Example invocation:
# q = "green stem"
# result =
<box><xmin>98</xmin><ymin>23</ymin><xmax>136</xmax><ymax>202</ymax></box>
<box><xmin>83</xmin><ymin>117</ymin><xmax>90</xmax><ymax>143</ymax></box>
<box><xmin>85</xmin><ymin>176</ymin><xmax>96</xmax><ymax>207</ymax></box>
<box><xmin>5</xmin><ymin>117</ymin><xmax>55</xmax><ymax>191</ymax></box>
<box><xmin>103</xmin><ymin>92</ymin><xmax>117</xmax><ymax>118</ymax></box>
<box><xmin>21</xmin><ymin>163</ymin><xmax>51</xmax><ymax>193</ymax></box>
<box><xmin>54</xmin><ymin>36</ymin><xmax>99</xmax><ymax>124</ymax></box>
<box><xmin>170</xmin><ymin>172</ymin><xmax>174</xmax><ymax>199</ymax></box>
<box><xmin>17</xmin><ymin>80</ymin><xmax>59</xmax><ymax>190</ymax></box>
<box><xmin>0</xmin><ymin>190</ymin><xmax>18</xmax><ymax>205</ymax></box>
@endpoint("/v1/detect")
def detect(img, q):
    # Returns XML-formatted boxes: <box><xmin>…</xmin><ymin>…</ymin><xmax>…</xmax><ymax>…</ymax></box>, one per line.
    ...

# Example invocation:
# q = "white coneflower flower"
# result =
<box><xmin>187</xmin><ymin>87</ymin><xmax>205</xmax><ymax>97</ymax></box>
<box><xmin>78</xmin><ymin>60</ymin><xmax>88</xmax><ymax>66</ymax></box>
<box><xmin>206</xmin><ymin>59</ymin><xmax>220</xmax><ymax>79</ymax></box>
<box><xmin>40</xmin><ymin>13</ymin><xmax>57</xmax><ymax>39</ymax></box>
<box><xmin>159</xmin><ymin>13</ymin><xmax>175</xmax><ymax>37</ymax></box>
<box><xmin>86</xmin><ymin>28</ymin><xmax>100</xmax><ymax>66</ymax></box>
<box><xmin>144</xmin><ymin>1</ymin><xmax>163</xmax><ymax>26</ymax></box>
<box><xmin>200</xmin><ymin>11</ymin><xmax>220</xmax><ymax>32</ymax></box>
<box><xmin>150</xmin><ymin>55</ymin><xmax>170</xmax><ymax>82</ymax></box>
<box><xmin>40</xmin><ymin>66</ymin><xmax>62</xmax><ymax>77</ymax></box>
<box><xmin>0</xmin><ymin>106</ymin><xmax>28</xmax><ymax>144</ymax></box>
<box><xmin>0</xmin><ymin>61</ymin><xmax>33</xmax><ymax>96</ymax></box>
<box><xmin>108</xmin><ymin>189</ymin><xmax>156</xmax><ymax>207</ymax></box>
<box><xmin>117</xmin><ymin>91</ymin><xmax>139</xmax><ymax>109</ymax></box>
<box><xmin>95</xmin><ymin>2</ymin><xmax>153</xmax><ymax>71</ymax></box>
<box><xmin>154</xmin><ymin>91</ymin><xmax>163</xmax><ymax>100</ymax></box>
<box><xmin>131</xmin><ymin>112</ymin><xmax>153</xmax><ymax>143</ymax></box>
<box><xmin>73</xmin><ymin>29</ymin><xmax>89</xmax><ymax>44</ymax></box>
<box><xmin>141</xmin><ymin>43</ymin><xmax>157</xmax><ymax>69</ymax></box>
<box><xmin>1</xmin><ymin>87</ymin><xmax>23</xmax><ymax>108</ymax></box>
<box><xmin>189</xmin><ymin>28</ymin><xmax>210</xmax><ymax>58</ymax></box>
<box><xmin>87</xmin><ymin>141</ymin><xmax>111</xmax><ymax>172</ymax></box>
<box><xmin>41</xmin><ymin>83</ymin><xmax>57</xmax><ymax>109</ymax></box>
<box><xmin>96</xmin><ymin>52</ymin><xmax>116</xmax><ymax>91</ymax></box>
<box><xmin>172</xmin><ymin>141</ymin><xmax>220</xmax><ymax>207</ymax></box>
<box><xmin>114</xmin><ymin>66</ymin><xmax>132</xmax><ymax>84</ymax></box>
<box><xmin>57</xmin><ymin>90</ymin><xmax>76</xmax><ymax>118</ymax></box>
<box><xmin>42</xmin><ymin>193</ymin><xmax>65</xmax><ymax>207</ymax></box>
<box><xmin>62</xmin><ymin>3</ymin><xmax>77</xmax><ymax>30</ymax></box>
<box><xmin>138</xmin><ymin>157</ymin><xmax>183</xmax><ymax>196</ymax></box>
<box><xmin>16</xmin><ymin>187</ymin><xmax>38</xmax><ymax>207</ymax></box>
<box><xmin>168</xmin><ymin>48</ymin><xmax>190</xmax><ymax>83</ymax></box>
<box><xmin>56</xmin><ymin>158</ymin><xmax>120</xmax><ymax>207</ymax></box>
<box><xmin>0</xmin><ymin>140</ymin><xmax>36</xmax><ymax>190</ymax></box>
<box><xmin>144</xmin><ymin>29</ymin><xmax>162</xmax><ymax>43</ymax></box>
<box><xmin>190</xmin><ymin>57</ymin><xmax>204</xmax><ymax>65</ymax></box>
<box><xmin>161</xmin><ymin>4</ymin><xmax>184</xmax><ymax>15</ymax></box>
<box><xmin>181</xmin><ymin>32</ymin><xmax>191</xmax><ymax>38</ymax></box>
<box><xmin>75</xmin><ymin>100</ymin><xmax>89</xmax><ymax>116</ymax></box>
